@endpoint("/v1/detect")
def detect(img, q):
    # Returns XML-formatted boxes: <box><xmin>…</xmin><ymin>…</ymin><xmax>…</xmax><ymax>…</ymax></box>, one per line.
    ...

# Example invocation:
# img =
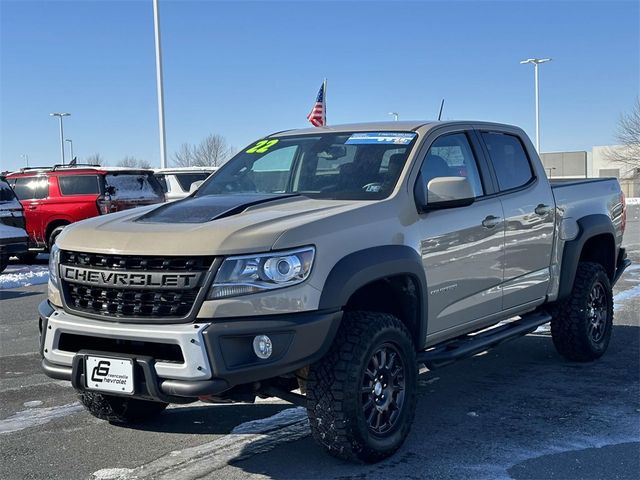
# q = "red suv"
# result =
<box><xmin>6</xmin><ymin>165</ymin><xmax>165</xmax><ymax>260</ymax></box>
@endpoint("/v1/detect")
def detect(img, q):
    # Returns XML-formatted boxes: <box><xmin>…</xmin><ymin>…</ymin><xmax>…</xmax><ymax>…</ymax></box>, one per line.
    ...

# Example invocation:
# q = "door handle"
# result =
<box><xmin>28</xmin><ymin>205</ymin><xmax>37</xmax><ymax>210</ymax></box>
<box><xmin>534</xmin><ymin>204</ymin><xmax>552</xmax><ymax>216</ymax></box>
<box><xmin>482</xmin><ymin>215</ymin><xmax>502</xmax><ymax>229</ymax></box>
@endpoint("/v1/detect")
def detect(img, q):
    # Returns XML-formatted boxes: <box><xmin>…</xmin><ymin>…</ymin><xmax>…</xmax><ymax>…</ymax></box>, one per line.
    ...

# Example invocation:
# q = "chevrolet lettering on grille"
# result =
<box><xmin>61</xmin><ymin>265</ymin><xmax>202</xmax><ymax>290</ymax></box>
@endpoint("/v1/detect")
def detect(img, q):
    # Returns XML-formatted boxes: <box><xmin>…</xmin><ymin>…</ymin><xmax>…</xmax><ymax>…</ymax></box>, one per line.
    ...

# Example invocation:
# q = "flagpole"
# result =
<box><xmin>323</xmin><ymin>78</ymin><xmax>327</xmax><ymax>126</ymax></box>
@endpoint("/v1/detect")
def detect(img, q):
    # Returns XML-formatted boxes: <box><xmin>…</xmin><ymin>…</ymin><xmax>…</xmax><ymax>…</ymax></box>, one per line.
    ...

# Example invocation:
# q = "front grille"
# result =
<box><xmin>62</xmin><ymin>251</ymin><xmax>213</xmax><ymax>272</ymax></box>
<box><xmin>60</xmin><ymin>251</ymin><xmax>215</xmax><ymax>320</ymax></box>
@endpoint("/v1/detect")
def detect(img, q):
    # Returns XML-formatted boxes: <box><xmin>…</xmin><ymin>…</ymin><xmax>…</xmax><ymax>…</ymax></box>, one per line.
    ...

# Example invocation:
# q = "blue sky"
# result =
<box><xmin>1</xmin><ymin>0</ymin><xmax>638</xmax><ymax>171</ymax></box>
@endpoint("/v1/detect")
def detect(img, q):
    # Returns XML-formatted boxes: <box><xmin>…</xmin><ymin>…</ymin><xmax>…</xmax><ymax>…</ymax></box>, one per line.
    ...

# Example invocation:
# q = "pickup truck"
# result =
<box><xmin>39</xmin><ymin>121</ymin><xmax>630</xmax><ymax>463</ymax></box>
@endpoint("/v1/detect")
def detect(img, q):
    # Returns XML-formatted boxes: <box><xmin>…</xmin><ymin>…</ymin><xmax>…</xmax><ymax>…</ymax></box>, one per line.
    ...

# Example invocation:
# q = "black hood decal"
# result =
<box><xmin>135</xmin><ymin>194</ymin><xmax>299</xmax><ymax>224</ymax></box>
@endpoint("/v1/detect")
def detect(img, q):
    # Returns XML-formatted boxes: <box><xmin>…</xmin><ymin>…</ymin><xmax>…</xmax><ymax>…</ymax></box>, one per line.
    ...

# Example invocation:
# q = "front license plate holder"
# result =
<box><xmin>84</xmin><ymin>355</ymin><xmax>135</xmax><ymax>394</ymax></box>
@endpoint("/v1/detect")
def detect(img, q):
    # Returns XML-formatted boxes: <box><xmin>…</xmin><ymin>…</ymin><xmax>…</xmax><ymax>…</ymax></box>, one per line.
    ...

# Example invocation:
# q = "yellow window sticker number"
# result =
<box><xmin>246</xmin><ymin>139</ymin><xmax>279</xmax><ymax>154</ymax></box>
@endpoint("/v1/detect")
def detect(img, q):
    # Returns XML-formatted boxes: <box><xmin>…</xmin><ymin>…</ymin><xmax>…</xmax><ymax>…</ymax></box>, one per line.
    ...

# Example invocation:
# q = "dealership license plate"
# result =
<box><xmin>85</xmin><ymin>355</ymin><xmax>134</xmax><ymax>394</ymax></box>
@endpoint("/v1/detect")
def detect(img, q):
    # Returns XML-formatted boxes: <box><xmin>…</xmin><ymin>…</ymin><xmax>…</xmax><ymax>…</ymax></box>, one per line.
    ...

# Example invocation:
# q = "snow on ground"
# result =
<box><xmin>0</xmin><ymin>264</ymin><xmax>49</xmax><ymax>289</ymax></box>
<box><xmin>0</xmin><ymin>254</ymin><xmax>49</xmax><ymax>289</ymax></box>
<box><xmin>0</xmin><ymin>402</ymin><xmax>83</xmax><ymax>434</ymax></box>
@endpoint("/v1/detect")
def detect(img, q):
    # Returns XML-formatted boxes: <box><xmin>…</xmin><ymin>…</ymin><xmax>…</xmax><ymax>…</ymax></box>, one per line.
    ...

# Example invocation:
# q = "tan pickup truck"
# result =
<box><xmin>40</xmin><ymin>121</ymin><xmax>630</xmax><ymax>462</ymax></box>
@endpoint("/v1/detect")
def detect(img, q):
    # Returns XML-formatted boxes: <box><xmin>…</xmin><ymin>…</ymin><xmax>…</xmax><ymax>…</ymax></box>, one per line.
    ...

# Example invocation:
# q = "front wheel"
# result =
<box><xmin>306</xmin><ymin>311</ymin><xmax>417</xmax><ymax>463</ymax></box>
<box><xmin>551</xmin><ymin>262</ymin><xmax>614</xmax><ymax>361</ymax></box>
<box><xmin>78</xmin><ymin>391</ymin><xmax>168</xmax><ymax>424</ymax></box>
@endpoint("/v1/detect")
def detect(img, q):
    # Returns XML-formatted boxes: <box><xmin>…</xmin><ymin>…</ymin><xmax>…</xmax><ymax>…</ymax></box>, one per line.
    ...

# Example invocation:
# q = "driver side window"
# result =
<box><xmin>421</xmin><ymin>133</ymin><xmax>484</xmax><ymax>198</ymax></box>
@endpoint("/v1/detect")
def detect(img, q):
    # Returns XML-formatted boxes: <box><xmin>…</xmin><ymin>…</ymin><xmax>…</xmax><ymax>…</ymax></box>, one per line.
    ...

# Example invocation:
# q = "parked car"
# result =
<box><xmin>154</xmin><ymin>167</ymin><xmax>218</xmax><ymax>201</ymax></box>
<box><xmin>0</xmin><ymin>176</ymin><xmax>28</xmax><ymax>272</ymax></box>
<box><xmin>40</xmin><ymin>121</ymin><xmax>629</xmax><ymax>463</ymax></box>
<box><xmin>6</xmin><ymin>165</ymin><xmax>165</xmax><ymax>261</ymax></box>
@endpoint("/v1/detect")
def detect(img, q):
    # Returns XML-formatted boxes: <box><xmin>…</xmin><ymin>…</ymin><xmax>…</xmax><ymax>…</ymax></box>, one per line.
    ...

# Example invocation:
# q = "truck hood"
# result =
<box><xmin>56</xmin><ymin>194</ymin><xmax>370</xmax><ymax>256</ymax></box>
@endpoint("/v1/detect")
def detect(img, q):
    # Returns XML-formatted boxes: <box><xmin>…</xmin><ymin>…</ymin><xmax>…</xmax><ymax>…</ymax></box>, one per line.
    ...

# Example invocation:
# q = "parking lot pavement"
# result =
<box><xmin>0</xmin><ymin>208</ymin><xmax>638</xmax><ymax>480</ymax></box>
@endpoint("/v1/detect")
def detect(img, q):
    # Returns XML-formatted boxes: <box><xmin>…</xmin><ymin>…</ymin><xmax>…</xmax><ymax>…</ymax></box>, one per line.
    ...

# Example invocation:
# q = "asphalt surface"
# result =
<box><xmin>1</xmin><ymin>208</ymin><xmax>639</xmax><ymax>480</ymax></box>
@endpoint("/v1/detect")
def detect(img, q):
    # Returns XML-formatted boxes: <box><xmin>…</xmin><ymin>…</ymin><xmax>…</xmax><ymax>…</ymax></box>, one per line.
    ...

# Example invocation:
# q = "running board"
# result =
<box><xmin>416</xmin><ymin>312</ymin><xmax>551</xmax><ymax>369</ymax></box>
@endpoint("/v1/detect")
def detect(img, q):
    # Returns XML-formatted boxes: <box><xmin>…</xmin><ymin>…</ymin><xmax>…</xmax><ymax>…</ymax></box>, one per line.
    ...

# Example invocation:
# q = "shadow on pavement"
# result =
<box><xmin>123</xmin><ymin>402</ymin><xmax>293</xmax><ymax>436</ymax></box>
<box><xmin>507</xmin><ymin>441</ymin><xmax>640</xmax><ymax>479</ymax></box>
<box><xmin>0</xmin><ymin>290</ymin><xmax>43</xmax><ymax>300</ymax></box>
<box><xmin>229</xmin><ymin>325</ymin><xmax>640</xmax><ymax>479</ymax></box>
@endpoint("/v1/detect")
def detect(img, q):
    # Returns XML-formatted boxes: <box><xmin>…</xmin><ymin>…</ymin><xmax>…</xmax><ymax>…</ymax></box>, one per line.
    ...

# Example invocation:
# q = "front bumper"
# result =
<box><xmin>39</xmin><ymin>301</ymin><xmax>342</xmax><ymax>402</ymax></box>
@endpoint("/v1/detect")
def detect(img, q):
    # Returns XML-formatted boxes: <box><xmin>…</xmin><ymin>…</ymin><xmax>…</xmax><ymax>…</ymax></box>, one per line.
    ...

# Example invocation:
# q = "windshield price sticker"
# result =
<box><xmin>345</xmin><ymin>132</ymin><xmax>416</xmax><ymax>145</ymax></box>
<box><xmin>246</xmin><ymin>139</ymin><xmax>279</xmax><ymax>153</ymax></box>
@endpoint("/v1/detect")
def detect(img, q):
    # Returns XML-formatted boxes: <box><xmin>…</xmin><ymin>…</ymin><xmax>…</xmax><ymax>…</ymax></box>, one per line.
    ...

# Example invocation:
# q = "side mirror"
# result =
<box><xmin>415</xmin><ymin>176</ymin><xmax>475</xmax><ymax>211</ymax></box>
<box><xmin>189</xmin><ymin>180</ymin><xmax>204</xmax><ymax>194</ymax></box>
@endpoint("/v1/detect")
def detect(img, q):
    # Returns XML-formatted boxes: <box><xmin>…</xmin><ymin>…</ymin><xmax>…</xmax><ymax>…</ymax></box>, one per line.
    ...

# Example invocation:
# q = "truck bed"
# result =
<box><xmin>550</xmin><ymin>176</ymin><xmax>625</xmax><ymax>245</ymax></box>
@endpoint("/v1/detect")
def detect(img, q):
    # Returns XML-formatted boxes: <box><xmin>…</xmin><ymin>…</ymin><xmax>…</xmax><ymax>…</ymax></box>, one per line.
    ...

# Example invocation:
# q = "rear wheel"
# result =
<box><xmin>78</xmin><ymin>391</ymin><xmax>168</xmax><ymax>424</ymax></box>
<box><xmin>0</xmin><ymin>253</ymin><xmax>8</xmax><ymax>273</ymax></box>
<box><xmin>48</xmin><ymin>225</ymin><xmax>67</xmax><ymax>249</ymax></box>
<box><xmin>306</xmin><ymin>311</ymin><xmax>417</xmax><ymax>463</ymax></box>
<box><xmin>551</xmin><ymin>262</ymin><xmax>613</xmax><ymax>361</ymax></box>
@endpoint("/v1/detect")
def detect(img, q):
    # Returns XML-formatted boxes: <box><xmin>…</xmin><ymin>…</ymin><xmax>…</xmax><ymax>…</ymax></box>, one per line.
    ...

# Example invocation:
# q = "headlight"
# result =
<box><xmin>48</xmin><ymin>244</ymin><xmax>60</xmax><ymax>285</ymax></box>
<box><xmin>209</xmin><ymin>247</ymin><xmax>315</xmax><ymax>299</ymax></box>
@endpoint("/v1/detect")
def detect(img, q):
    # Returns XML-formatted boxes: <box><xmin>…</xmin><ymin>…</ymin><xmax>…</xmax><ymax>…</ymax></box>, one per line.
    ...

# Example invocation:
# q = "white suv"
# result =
<box><xmin>154</xmin><ymin>167</ymin><xmax>218</xmax><ymax>201</ymax></box>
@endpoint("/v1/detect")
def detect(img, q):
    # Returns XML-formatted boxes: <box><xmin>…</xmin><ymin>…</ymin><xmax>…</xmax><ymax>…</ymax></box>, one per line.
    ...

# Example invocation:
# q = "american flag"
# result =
<box><xmin>307</xmin><ymin>81</ymin><xmax>326</xmax><ymax>127</ymax></box>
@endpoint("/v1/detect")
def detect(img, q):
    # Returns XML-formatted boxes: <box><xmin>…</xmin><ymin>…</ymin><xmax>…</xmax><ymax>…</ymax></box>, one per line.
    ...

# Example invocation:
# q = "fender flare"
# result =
<box><xmin>558</xmin><ymin>214</ymin><xmax>616</xmax><ymax>301</ymax></box>
<box><xmin>318</xmin><ymin>245</ymin><xmax>429</xmax><ymax>349</ymax></box>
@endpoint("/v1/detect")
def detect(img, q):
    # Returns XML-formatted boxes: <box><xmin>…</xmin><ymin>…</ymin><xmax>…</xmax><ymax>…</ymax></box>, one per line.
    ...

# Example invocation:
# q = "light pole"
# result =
<box><xmin>50</xmin><ymin>113</ymin><xmax>70</xmax><ymax>165</ymax></box>
<box><xmin>520</xmin><ymin>58</ymin><xmax>552</xmax><ymax>152</ymax></box>
<box><xmin>388</xmin><ymin>112</ymin><xmax>399</xmax><ymax>121</ymax></box>
<box><xmin>65</xmin><ymin>139</ymin><xmax>74</xmax><ymax>162</ymax></box>
<box><xmin>152</xmin><ymin>0</ymin><xmax>167</xmax><ymax>168</ymax></box>
<box><xmin>20</xmin><ymin>154</ymin><xmax>29</xmax><ymax>167</ymax></box>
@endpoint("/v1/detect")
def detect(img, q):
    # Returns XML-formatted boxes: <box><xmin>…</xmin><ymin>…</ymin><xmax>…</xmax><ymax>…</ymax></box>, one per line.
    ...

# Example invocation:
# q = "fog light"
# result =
<box><xmin>253</xmin><ymin>335</ymin><xmax>273</xmax><ymax>359</ymax></box>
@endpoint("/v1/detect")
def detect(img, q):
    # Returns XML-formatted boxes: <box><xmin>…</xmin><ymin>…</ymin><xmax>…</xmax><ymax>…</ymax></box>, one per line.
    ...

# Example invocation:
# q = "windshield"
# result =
<box><xmin>195</xmin><ymin>132</ymin><xmax>418</xmax><ymax>200</ymax></box>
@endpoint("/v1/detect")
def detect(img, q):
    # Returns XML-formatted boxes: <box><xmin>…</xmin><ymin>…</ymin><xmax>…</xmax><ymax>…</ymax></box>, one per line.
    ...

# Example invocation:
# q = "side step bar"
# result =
<box><xmin>416</xmin><ymin>311</ymin><xmax>551</xmax><ymax>369</ymax></box>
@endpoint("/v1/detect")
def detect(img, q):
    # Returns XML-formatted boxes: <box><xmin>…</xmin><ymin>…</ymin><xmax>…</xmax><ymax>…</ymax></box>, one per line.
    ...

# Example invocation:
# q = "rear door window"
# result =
<box><xmin>481</xmin><ymin>132</ymin><xmax>534</xmax><ymax>191</ymax></box>
<box><xmin>10</xmin><ymin>177</ymin><xmax>49</xmax><ymax>200</ymax></box>
<box><xmin>58</xmin><ymin>175</ymin><xmax>100</xmax><ymax>195</ymax></box>
<box><xmin>105</xmin><ymin>173</ymin><xmax>164</xmax><ymax>200</ymax></box>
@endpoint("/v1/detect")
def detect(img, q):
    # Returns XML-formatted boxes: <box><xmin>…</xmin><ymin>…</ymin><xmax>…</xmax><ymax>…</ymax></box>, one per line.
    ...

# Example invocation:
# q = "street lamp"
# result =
<box><xmin>388</xmin><ymin>112</ymin><xmax>399</xmax><ymax>121</ymax></box>
<box><xmin>152</xmin><ymin>0</ymin><xmax>167</xmax><ymax>168</ymax></box>
<box><xmin>65</xmin><ymin>139</ymin><xmax>74</xmax><ymax>162</ymax></box>
<box><xmin>520</xmin><ymin>58</ymin><xmax>552</xmax><ymax>152</ymax></box>
<box><xmin>50</xmin><ymin>113</ymin><xmax>70</xmax><ymax>165</ymax></box>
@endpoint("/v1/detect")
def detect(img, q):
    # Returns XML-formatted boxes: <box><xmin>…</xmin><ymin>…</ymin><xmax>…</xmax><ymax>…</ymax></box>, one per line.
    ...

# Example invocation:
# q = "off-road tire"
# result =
<box><xmin>0</xmin><ymin>253</ymin><xmax>8</xmax><ymax>274</ymax></box>
<box><xmin>78</xmin><ymin>391</ymin><xmax>168</xmax><ymax>424</ymax></box>
<box><xmin>306</xmin><ymin>311</ymin><xmax>417</xmax><ymax>463</ymax></box>
<box><xmin>551</xmin><ymin>262</ymin><xmax>613</xmax><ymax>362</ymax></box>
<box><xmin>16</xmin><ymin>251</ymin><xmax>38</xmax><ymax>264</ymax></box>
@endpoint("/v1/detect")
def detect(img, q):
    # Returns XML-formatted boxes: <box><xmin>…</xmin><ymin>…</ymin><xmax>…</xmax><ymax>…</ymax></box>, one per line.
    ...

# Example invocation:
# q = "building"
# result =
<box><xmin>541</xmin><ymin>145</ymin><xmax>639</xmax><ymax>197</ymax></box>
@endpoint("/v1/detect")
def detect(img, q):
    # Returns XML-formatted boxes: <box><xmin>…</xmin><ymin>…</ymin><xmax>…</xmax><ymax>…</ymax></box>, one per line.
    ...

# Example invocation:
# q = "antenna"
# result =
<box><xmin>437</xmin><ymin>99</ymin><xmax>445</xmax><ymax>121</ymax></box>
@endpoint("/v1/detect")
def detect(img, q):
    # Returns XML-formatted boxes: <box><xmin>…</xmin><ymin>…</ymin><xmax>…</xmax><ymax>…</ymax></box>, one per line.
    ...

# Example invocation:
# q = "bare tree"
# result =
<box><xmin>172</xmin><ymin>134</ymin><xmax>234</xmax><ymax>167</ymax></box>
<box><xmin>172</xmin><ymin>143</ymin><xmax>197</xmax><ymax>167</ymax></box>
<box><xmin>195</xmin><ymin>134</ymin><xmax>233</xmax><ymax>167</ymax></box>
<box><xmin>117</xmin><ymin>156</ymin><xmax>152</xmax><ymax>169</ymax></box>
<box><xmin>85</xmin><ymin>153</ymin><xmax>104</xmax><ymax>166</ymax></box>
<box><xmin>608</xmin><ymin>98</ymin><xmax>640</xmax><ymax>176</ymax></box>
